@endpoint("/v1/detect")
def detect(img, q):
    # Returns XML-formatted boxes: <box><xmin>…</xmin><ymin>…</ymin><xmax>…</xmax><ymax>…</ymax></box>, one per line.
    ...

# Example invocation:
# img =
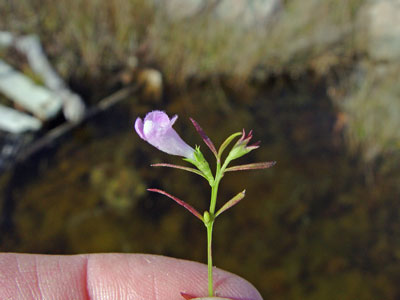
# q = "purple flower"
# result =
<box><xmin>135</xmin><ymin>110</ymin><xmax>195</xmax><ymax>158</ymax></box>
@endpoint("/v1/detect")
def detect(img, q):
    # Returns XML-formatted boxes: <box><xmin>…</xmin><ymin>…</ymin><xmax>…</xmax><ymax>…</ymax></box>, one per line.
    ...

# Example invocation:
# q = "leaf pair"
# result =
<box><xmin>147</xmin><ymin>188</ymin><xmax>246</xmax><ymax>222</ymax></box>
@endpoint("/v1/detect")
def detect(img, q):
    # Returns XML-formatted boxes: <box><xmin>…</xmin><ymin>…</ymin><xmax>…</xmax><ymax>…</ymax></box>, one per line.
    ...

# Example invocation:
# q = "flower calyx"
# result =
<box><xmin>184</xmin><ymin>146</ymin><xmax>214</xmax><ymax>185</ymax></box>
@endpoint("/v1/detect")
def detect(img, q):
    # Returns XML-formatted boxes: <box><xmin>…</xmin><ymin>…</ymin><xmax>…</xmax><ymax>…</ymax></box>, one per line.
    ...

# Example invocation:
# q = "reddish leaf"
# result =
<box><xmin>151</xmin><ymin>163</ymin><xmax>207</xmax><ymax>179</ymax></box>
<box><xmin>225</xmin><ymin>161</ymin><xmax>276</xmax><ymax>172</ymax></box>
<box><xmin>147</xmin><ymin>188</ymin><xmax>203</xmax><ymax>221</ymax></box>
<box><xmin>190</xmin><ymin>118</ymin><xmax>218</xmax><ymax>159</ymax></box>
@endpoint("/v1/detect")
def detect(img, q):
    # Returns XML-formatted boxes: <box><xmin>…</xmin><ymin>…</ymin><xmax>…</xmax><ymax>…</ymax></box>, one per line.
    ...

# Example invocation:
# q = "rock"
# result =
<box><xmin>155</xmin><ymin>0</ymin><xmax>282</xmax><ymax>27</ymax></box>
<box><xmin>366</xmin><ymin>0</ymin><xmax>400</xmax><ymax>61</ymax></box>
<box><xmin>59</xmin><ymin>90</ymin><xmax>86</xmax><ymax>123</ymax></box>
<box><xmin>159</xmin><ymin>0</ymin><xmax>204</xmax><ymax>20</ymax></box>
<box><xmin>15</xmin><ymin>34</ymin><xmax>86</xmax><ymax>122</ymax></box>
<box><xmin>0</xmin><ymin>131</ymin><xmax>33</xmax><ymax>173</ymax></box>
<box><xmin>0</xmin><ymin>31</ymin><xmax>13</xmax><ymax>47</ymax></box>
<box><xmin>0</xmin><ymin>59</ymin><xmax>63</xmax><ymax>120</ymax></box>
<box><xmin>215</xmin><ymin>0</ymin><xmax>282</xmax><ymax>27</ymax></box>
<box><xmin>137</xmin><ymin>68</ymin><xmax>163</xmax><ymax>101</ymax></box>
<box><xmin>0</xmin><ymin>32</ymin><xmax>86</xmax><ymax>123</ymax></box>
<box><xmin>0</xmin><ymin>104</ymin><xmax>42</xmax><ymax>134</ymax></box>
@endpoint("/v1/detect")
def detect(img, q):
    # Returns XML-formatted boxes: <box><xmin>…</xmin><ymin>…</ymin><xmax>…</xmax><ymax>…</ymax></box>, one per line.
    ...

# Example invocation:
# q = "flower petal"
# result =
<box><xmin>134</xmin><ymin>117</ymin><xmax>145</xmax><ymax>139</ymax></box>
<box><xmin>145</xmin><ymin>110</ymin><xmax>170</xmax><ymax>126</ymax></box>
<box><xmin>143</xmin><ymin>119</ymin><xmax>154</xmax><ymax>137</ymax></box>
<box><xmin>170</xmin><ymin>114</ymin><xmax>178</xmax><ymax>126</ymax></box>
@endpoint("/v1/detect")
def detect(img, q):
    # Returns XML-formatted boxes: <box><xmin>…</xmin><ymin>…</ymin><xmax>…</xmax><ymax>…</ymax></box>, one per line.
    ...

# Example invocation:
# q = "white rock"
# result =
<box><xmin>0</xmin><ymin>104</ymin><xmax>42</xmax><ymax>133</ymax></box>
<box><xmin>15</xmin><ymin>34</ymin><xmax>86</xmax><ymax>121</ymax></box>
<box><xmin>366</xmin><ymin>0</ymin><xmax>400</xmax><ymax>61</ymax></box>
<box><xmin>0</xmin><ymin>31</ymin><xmax>14</xmax><ymax>47</ymax></box>
<box><xmin>215</xmin><ymin>0</ymin><xmax>282</xmax><ymax>27</ymax></box>
<box><xmin>59</xmin><ymin>90</ymin><xmax>86</xmax><ymax>123</ymax></box>
<box><xmin>0</xmin><ymin>59</ymin><xmax>63</xmax><ymax>120</ymax></box>
<box><xmin>137</xmin><ymin>68</ymin><xmax>163</xmax><ymax>101</ymax></box>
<box><xmin>15</xmin><ymin>35</ymin><xmax>64</xmax><ymax>90</ymax></box>
<box><xmin>154</xmin><ymin>0</ymin><xmax>282</xmax><ymax>27</ymax></box>
<box><xmin>160</xmin><ymin>0</ymin><xmax>204</xmax><ymax>20</ymax></box>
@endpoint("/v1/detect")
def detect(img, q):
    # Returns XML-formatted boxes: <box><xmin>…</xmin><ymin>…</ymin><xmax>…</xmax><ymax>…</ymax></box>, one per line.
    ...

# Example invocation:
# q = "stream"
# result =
<box><xmin>1</xmin><ymin>74</ymin><xmax>399</xmax><ymax>299</ymax></box>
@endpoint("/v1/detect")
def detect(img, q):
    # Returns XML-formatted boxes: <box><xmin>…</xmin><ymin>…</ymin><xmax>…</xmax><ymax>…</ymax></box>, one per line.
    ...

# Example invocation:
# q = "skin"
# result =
<box><xmin>0</xmin><ymin>253</ymin><xmax>263</xmax><ymax>300</ymax></box>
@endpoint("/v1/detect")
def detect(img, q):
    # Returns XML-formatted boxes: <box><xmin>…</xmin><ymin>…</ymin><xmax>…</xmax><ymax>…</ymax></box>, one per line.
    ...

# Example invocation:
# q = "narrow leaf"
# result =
<box><xmin>189</xmin><ymin>118</ymin><xmax>218</xmax><ymax>159</ymax></box>
<box><xmin>151</xmin><ymin>163</ymin><xmax>207</xmax><ymax>179</ymax></box>
<box><xmin>225</xmin><ymin>161</ymin><xmax>276</xmax><ymax>172</ymax></box>
<box><xmin>217</xmin><ymin>131</ymin><xmax>242</xmax><ymax>158</ymax></box>
<box><xmin>215</xmin><ymin>190</ymin><xmax>246</xmax><ymax>218</ymax></box>
<box><xmin>147</xmin><ymin>188</ymin><xmax>203</xmax><ymax>221</ymax></box>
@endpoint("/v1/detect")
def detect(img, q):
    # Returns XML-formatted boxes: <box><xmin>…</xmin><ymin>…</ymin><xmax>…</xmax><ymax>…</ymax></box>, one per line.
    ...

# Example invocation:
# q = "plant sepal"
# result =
<box><xmin>184</xmin><ymin>146</ymin><xmax>214</xmax><ymax>185</ymax></box>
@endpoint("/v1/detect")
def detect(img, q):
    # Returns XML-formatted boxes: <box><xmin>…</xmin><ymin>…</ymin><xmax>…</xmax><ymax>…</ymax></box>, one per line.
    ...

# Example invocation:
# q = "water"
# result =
<box><xmin>1</xmin><ymin>76</ymin><xmax>399</xmax><ymax>299</ymax></box>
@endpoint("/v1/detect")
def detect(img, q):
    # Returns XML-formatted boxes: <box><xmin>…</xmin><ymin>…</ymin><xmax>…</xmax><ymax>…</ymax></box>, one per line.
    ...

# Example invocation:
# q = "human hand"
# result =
<box><xmin>0</xmin><ymin>253</ymin><xmax>263</xmax><ymax>300</ymax></box>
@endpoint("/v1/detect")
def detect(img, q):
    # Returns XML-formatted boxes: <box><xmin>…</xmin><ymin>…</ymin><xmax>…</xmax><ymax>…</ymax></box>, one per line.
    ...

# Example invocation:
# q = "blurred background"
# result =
<box><xmin>1</xmin><ymin>0</ymin><xmax>400</xmax><ymax>298</ymax></box>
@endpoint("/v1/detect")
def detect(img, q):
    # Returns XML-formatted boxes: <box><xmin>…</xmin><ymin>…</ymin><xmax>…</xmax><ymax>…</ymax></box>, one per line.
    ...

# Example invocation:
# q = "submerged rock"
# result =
<box><xmin>0</xmin><ymin>132</ymin><xmax>33</xmax><ymax>173</ymax></box>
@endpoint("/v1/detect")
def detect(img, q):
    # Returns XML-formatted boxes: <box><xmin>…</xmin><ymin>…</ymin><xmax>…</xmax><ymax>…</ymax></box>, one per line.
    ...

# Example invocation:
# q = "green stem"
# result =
<box><xmin>206</xmin><ymin>156</ymin><xmax>230</xmax><ymax>296</ymax></box>
<box><xmin>206</xmin><ymin>221</ymin><xmax>214</xmax><ymax>297</ymax></box>
<box><xmin>210</xmin><ymin>162</ymin><xmax>221</xmax><ymax>214</ymax></box>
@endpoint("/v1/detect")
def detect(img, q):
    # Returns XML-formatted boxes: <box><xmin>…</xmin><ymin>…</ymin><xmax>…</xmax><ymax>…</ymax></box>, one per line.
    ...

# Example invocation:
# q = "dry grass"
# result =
<box><xmin>0</xmin><ymin>0</ymin><xmax>365</xmax><ymax>82</ymax></box>
<box><xmin>0</xmin><ymin>0</ymin><xmax>154</xmax><ymax>78</ymax></box>
<box><xmin>150</xmin><ymin>0</ymin><xmax>364</xmax><ymax>82</ymax></box>
<box><xmin>4</xmin><ymin>0</ymin><xmax>399</xmax><ymax>166</ymax></box>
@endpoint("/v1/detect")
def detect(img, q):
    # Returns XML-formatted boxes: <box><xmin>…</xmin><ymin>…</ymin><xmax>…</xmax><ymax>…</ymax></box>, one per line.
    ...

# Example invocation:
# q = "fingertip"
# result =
<box><xmin>87</xmin><ymin>254</ymin><xmax>263</xmax><ymax>300</ymax></box>
<box><xmin>0</xmin><ymin>253</ymin><xmax>262</xmax><ymax>300</ymax></box>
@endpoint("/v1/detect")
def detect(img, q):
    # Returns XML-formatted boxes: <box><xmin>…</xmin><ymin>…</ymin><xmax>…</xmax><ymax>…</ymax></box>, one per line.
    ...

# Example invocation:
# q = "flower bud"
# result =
<box><xmin>225</xmin><ymin>130</ymin><xmax>260</xmax><ymax>163</ymax></box>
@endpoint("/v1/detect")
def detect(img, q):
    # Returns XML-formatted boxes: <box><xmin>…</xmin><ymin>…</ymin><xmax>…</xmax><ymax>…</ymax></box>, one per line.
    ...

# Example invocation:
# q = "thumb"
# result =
<box><xmin>0</xmin><ymin>253</ymin><xmax>263</xmax><ymax>300</ymax></box>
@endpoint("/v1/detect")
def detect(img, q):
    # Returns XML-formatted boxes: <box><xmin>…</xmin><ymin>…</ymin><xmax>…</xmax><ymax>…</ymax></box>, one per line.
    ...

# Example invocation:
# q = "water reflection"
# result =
<box><xmin>1</xmin><ymin>77</ymin><xmax>399</xmax><ymax>299</ymax></box>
